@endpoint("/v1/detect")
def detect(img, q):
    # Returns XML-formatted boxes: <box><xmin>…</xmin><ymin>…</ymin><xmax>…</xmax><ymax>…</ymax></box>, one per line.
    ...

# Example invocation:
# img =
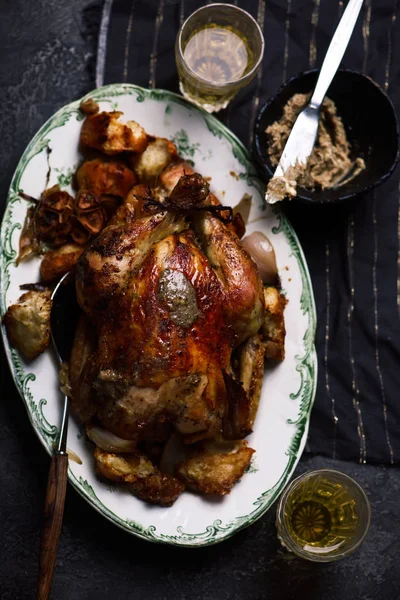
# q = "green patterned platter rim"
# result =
<box><xmin>0</xmin><ymin>84</ymin><xmax>317</xmax><ymax>547</ymax></box>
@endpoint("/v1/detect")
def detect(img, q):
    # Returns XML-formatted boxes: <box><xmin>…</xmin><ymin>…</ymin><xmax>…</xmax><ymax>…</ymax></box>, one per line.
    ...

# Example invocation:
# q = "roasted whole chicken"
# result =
<box><xmin>4</xmin><ymin>104</ymin><xmax>286</xmax><ymax>506</ymax></box>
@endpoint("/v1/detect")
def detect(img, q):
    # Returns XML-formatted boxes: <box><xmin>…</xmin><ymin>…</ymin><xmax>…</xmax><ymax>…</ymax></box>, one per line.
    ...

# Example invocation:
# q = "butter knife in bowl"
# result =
<box><xmin>265</xmin><ymin>0</ymin><xmax>364</xmax><ymax>205</ymax></box>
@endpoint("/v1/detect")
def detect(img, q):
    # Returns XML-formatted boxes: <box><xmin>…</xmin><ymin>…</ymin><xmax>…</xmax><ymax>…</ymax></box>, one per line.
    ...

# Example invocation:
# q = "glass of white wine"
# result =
<box><xmin>175</xmin><ymin>3</ymin><xmax>264</xmax><ymax>113</ymax></box>
<box><xmin>276</xmin><ymin>469</ymin><xmax>371</xmax><ymax>562</ymax></box>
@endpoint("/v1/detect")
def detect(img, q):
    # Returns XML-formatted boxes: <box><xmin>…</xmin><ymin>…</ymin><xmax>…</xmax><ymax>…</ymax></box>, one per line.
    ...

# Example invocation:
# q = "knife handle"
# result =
<box><xmin>311</xmin><ymin>0</ymin><xmax>364</xmax><ymax>108</ymax></box>
<box><xmin>37</xmin><ymin>452</ymin><xmax>68</xmax><ymax>600</ymax></box>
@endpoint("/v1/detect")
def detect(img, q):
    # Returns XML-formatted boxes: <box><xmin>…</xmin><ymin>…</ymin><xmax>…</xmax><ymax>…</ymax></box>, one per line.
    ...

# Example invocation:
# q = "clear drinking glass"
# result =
<box><xmin>175</xmin><ymin>3</ymin><xmax>265</xmax><ymax>113</ymax></box>
<box><xmin>276</xmin><ymin>469</ymin><xmax>371</xmax><ymax>562</ymax></box>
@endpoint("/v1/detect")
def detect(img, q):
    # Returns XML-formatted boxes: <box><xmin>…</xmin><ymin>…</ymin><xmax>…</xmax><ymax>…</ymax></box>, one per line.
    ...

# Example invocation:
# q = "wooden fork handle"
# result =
<box><xmin>37</xmin><ymin>452</ymin><xmax>68</xmax><ymax>600</ymax></box>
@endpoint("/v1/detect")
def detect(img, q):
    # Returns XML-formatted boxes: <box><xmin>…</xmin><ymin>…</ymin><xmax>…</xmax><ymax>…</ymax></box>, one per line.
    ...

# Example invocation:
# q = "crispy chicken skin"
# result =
<box><xmin>94</xmin><ymin>447</ymin><xmax>184</xmax><ymax>506</ymax></box>
<box><xmin>176</xmin><ymin>440</ymin><xmax>254</xmax><ymax>495</ymax></box>
<box><xmin>80</xmin><ymin>111</ymin><xmax>148</xmax><ymax>155</ymax></box>
<box><xmin>3</xmin><ymin>290</ymin><xmax>52</xmax><ymax>360</ymax></box>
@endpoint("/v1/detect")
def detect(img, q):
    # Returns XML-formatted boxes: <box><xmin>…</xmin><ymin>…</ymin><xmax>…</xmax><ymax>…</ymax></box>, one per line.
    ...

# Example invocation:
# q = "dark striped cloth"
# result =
<box><xmin>96</xmin><ymin>0</ymin><xmax>400</xmax><ymax>464</ymax></box>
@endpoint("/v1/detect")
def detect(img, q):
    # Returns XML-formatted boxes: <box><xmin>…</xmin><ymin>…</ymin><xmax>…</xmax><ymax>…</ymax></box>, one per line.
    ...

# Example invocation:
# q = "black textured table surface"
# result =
<box><xmin>1</xmin><ymin>2</ymin><xmax>400</xmax><ymax>599</ymax></box>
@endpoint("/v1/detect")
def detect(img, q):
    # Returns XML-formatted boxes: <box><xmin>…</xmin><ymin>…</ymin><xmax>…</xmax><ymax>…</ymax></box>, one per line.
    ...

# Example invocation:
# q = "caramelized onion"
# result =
<box><xmin>67</xmin><ymin>448</ymin><xmax>83</xmax><ymax>465</ymax></box>
<box><xmin>86</xmin><ymin>424</ymin><xmax>137</xmax><ymax>453</ymax></box>
<box><xmin>241</xmin><ymin>231</ymin><xmax>278</xmax><ymax>284</ymax></box>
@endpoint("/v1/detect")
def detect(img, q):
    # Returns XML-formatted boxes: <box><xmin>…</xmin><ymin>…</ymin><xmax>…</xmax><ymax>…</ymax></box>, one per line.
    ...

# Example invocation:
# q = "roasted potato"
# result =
<box><xmin>79</xmin><ymin>98</ymin><xmax>99</xmax><ymax>115</ymax></box>
<box><xmin>80</xmin><ymin>111</ymin><xmax>148</xmax><ymax>155</ymax></box>
<box><xmin>76</xmin><ymin>159</ymin><xmax>136</xmax><ymax>198</ymax></box>
<box><xmin>261</xmin><ymin>287</ymin><xmax>286</xmax><ymax>361</ymax></box>
<box><xmin>94</xmin><ymin>447</ymin><xmax>185</xmax><ymax>506</ymax></box>
<box><xmin>40</xmin><ymin>243</ymin><xmax>84</xmax><ymax>283</ymax></box>
<box><xmin>176</xmin><ymin>440</ymin><xmax>254</xmax><ymax>495</ymax></box>
<box><xmin>3</xmin><ymin>289</ymin><xmax>52</xmax><ymax>360</ymax></box>
<box><xmin>131</xmin><ymin>137</ymin><xmax>178</xmax><ymax>184</ymax></box>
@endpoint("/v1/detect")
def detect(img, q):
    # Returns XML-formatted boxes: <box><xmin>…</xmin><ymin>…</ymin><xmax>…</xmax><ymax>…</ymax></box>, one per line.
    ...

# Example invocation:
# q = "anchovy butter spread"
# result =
<box><xmin>158</xmin><ymin>268</ymin><xmax>199</xmax><ymax>328</ymax></box>
<box><xmin>266</xmin><ymin>93</ymin><xmax>365</xmax><ymax>198</ymax></box>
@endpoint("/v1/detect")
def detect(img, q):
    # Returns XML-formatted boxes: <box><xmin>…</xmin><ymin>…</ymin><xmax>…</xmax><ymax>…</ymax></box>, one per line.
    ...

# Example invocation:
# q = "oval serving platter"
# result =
<box><xmin>0</xmin><ymin>84</ymin><xmax>317</xmax><ymax>547</ymax></box>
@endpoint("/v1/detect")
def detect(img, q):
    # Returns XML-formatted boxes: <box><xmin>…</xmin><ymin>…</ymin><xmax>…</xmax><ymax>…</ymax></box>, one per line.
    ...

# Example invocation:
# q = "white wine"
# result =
<box><xmin>176</xmin><ymin>5</ymin><xmax>264</xmax><ymax>113</ymax></box>
<box><xmin>183</xmin><ymin>25</ymin><xmax>251</xmax><ymax>84</ymax></box>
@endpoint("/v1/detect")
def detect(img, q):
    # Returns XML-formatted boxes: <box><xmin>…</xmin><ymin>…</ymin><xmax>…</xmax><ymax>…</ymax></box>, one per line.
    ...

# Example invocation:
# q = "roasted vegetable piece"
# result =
<box><xmin>261</xmin><ymin>287</ymin><xmax>286</xmax><ymax>361</ymax></box>
<box><xmin>79</xmin><ymin>98</ymin><xmax>99</xmax><ymax>115</ymax></box>
<box><xmin>3</xmin><ymin>289</ymin><xmax>52</xmax><ymax>360</ymax></box>
<box><xmin>80</xmin><ymin>111</ymin><xmax>148</xmax><ymax>155</ymax></box>
<box><xmin>76</xmin><ymin>159</ymin><xmax>136</xmax><ymax>198</ymax></box>
<box><xmin>17</xmin><ymin>205</ymin><xmax>41</xmax><ymax>264</ymax></box>
<box><xmin>35</xmin><ymin>185</ymin><xmax>74</xmax><ymax>247</ymax></box>
<box><xmin>70</xmin><ymin>190</ymin><xmax>107</xmax><ymax>245</ymax></box>
<box><xmin>40</xmin><ymin>243</ymin><xmax>84</xmax><ymax>283</ymax></box>
<box><xmin>176</xmin><ymin>440</ymin><xmax>254</xmax><ymax>495</ymax></box>
<box><xmin>131</xmin><ymin>137</ymin><xmax>178</xmax><ymax>184</ymax></box>
<box><xmin>94</xmin><ymin>447</ymin><xmax>185</xmax><ymax>506</ymax></box>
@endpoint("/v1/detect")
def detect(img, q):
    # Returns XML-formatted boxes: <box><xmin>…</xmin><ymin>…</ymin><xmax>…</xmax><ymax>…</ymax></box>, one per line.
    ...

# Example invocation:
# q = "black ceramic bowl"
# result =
<box><xmin>253</xmin><ymin>69</ymin><xmax>399</xmax><ymax>203</ymax></box>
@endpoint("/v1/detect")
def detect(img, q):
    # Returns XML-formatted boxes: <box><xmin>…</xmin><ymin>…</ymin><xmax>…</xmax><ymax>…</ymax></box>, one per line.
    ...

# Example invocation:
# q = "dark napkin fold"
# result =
<box><xmin>97</xmin><ymin>0</ymin><xmax>400</xmax><ymax>464</ymax></box>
